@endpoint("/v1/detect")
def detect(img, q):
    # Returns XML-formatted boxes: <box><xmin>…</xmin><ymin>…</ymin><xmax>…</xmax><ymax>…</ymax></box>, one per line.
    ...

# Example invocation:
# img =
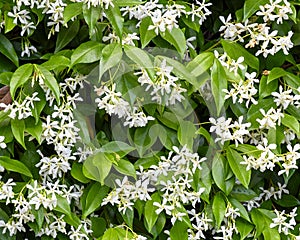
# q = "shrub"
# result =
<box><xmin>0</xmin><ymin>0</ymin><xmax>300</xmax><ymax>239</ymax></box>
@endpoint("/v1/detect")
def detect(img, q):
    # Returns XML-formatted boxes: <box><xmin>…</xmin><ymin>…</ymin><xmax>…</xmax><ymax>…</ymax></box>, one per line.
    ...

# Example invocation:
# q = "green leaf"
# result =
<box><xmin>71</xmin><ymin>41</ymin><xmax>103</xmax><ymax>66</ymax></box>
<box><xmin>73</xmin><ymin>109</ymin><xmax>91</xmax><ymax>144</ymax></box>
<box><xmin>144</xmin><ymin>192</ymin><xmax>160</xmax><ymax>232</ymax></box>
<box><xmin>91</xmin><ymin>217</ymin><xmax>106</xmax><ymax>238</ymax></box>
<box><xmin>35</xmin><ymin>65</ymin><xmax>61</xmax><ymax>105</ymax></box>
<box><xmin>169</xmin><ymin>220</ymin><xmax>189</xmax><ymax>240</ymax></box>
<box><xmin>11</xmin><ymin>119</ymin><xmax>26</xmax><ymax>149</ymax></box>
<box><xmin>282</xmin><ymin>113</ymin><xmax>300</xmax><ymax>134</ymax></box>
<box><xmin>0</xmin><ymin>156</ymin><xmax>33</xmax><ymax>178</ymax></box>
<box><xmin>274</xmin><ymin>194</ymin><xmax>300</xmax><ymax>207</ymax></box>
<box><xmin>228</xmin><ymin>197</ymin><xmax>250</xmax><ymax>222</ymax></box>
<box><xmin>251</xmin><ymin>209</ymin><xmax>280</xmax><ymax>239</ymax></box>
<box><xmin>115</xmin><ymin>0</ymin><xmax>144</xmax><ymax>6</ymax></box>
<box><xmin>226</xmin><ymin>147</ymin><xmax>251</xmax><ymax>188</ymax></box>
<box><xmin>243</xmin><ymin>0</ymin><xmax>269</xmax><ymax>21</ymax></box>
<box><xmin>178</xmin><ymin>120</ymin><xmax>196</xmax><ymax>150</ymax></box>
<box><xmin>83</xmin><ymin>5</ymin><xmax>102</xmax><ymax>38</ymax></box>
<box><xmin>105</xmin><ymin>4</ymin><xmax>124</xmax><ymax>39</ymax></box>
<box><xmin>25</xmin><ymin>118</ymin><xmax>43</xmax><ymax>144</ymax></box>
<box><xmin>31</xmin><ymin>207</ymin><xmax>44</xmax><ymax>232</ymax></box>
<box><xmin>230</xmin><ymin>185</ymin><xmax>258</xmax><ymax>202</ymax></box>
<box><xmin>114</xmin><ymin>159</ymin><xmax>136</xmax><ymax>178</ymax></box>
<box><xmin>259</xmin><ymin>75</ymin><xmax>278</xmax><ymax>99</ymax></box>
<box><xmin>100</xmin><ymin>141</ymin><xmax>135</xmax><ymax>158</ymax></box>
<box><xmin>82</xmin><ymin>182</ymin><xmax>109</xmax><ymax>218</ymax></box>
<box><xmin>0</xmin><ymin>72</ymin><xmax>12</xmax><ymax>85</ymax></box>
<box><xmin>83</xmin><ymin>151</ymin><xmax>113</xmax><ymax>185</ymax></box>
<box><xmin>54</xmin><ymin>195</ymin><xmax>72</xmax><ymax>217</ymax></box>
<box><xmin>221</xmin><ymin>39</ymin><xmax>259</xmax><ymax>70</ymax></box>
<box><xmin>4</xmin><ymin>11</ymin><xmax>17</xmax><ymax>34</ymax></box>
<box><xmin>212</xmin><ymin>153</ymin><xmax>234</xmax><ymax>195</ymax></box>
<box><xmin>55</xmin><ymin>19</ymin><xmax>80</xmax><ymax>53</ymax></box>
<box><xmin>212</xmin><ymin>192</ymin><xmax>226</xmax><ymax>228</ymax></box>
<box><xmin>186</xmin><ymin>52</ymin><xmax>214</xmax><ymax>77</ymax></box>
<box><xmin>140</xmin><ymin>16</ymin><xmax>156</xmax><ymax>48</ymax></box>
<box><xmin>71</xmin><ymin>162</ymin><xmax>90</xmax><ymax>184</ymax></box>
<box><xmin>160</xmin><ymin>28</ymin><xmax>186</xmax><ymax>58</ymax></box>
<box><xmin>102</xmin><ymin>228</ymin><xmax>118</xmax><ymax>240</ymax></box>
<box><xmin>99</xmin><ymin>43</ymin><xmax>123</xmax><ymax>80</ymax></box>
<box><xmin>121</xmin><ymin>209</ymin><xmax>134</xmax><ymax>228</ymax></box>
<box><xmin>236</xmin><ymin>218</ymin><xmax>254</xmax><ymax>240</ymax></box>
<box><xmin>10</xmin><ymin>64</ymin><xmax>33</xmax><ymax>99</ymax></box>
<box><xmin>0</xmin><ymin>34</ymin><xmax>19</xmax><ymax>67</ymax></box>
<box><xmin>211</xmin><ymin>59</ymin><xmax>227</xmax><ymax>115</ymax></box>
<box><xmin>63</xmin><ymin>2</ymin><xmax>83</xmax><ymax>23</ymax></box>
<box><xmin>267</xmin><ymin>67</ymin><xmax>286</xmax><ymax>83</ymax></box>
<box><xmin>124</xmin><ymin>45</ymin><xmax>155</xmax><ymax>80</ymax></box>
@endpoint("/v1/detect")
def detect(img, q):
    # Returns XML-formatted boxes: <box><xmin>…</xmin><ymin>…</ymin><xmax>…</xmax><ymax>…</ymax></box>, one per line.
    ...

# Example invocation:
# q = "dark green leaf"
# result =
<box><xmin>0</xmin><ymin>156</ymin><xmax>33</xmax><ymax>178</ymax></box>
<box><xmin>169</xmin><ymin>220</ymin><xmax>189</xmax><ymax>240</ymax></box>
<box><xmin>54</xmin><ymin>195</ymin><xmax>72</xmax><ymax>217</ymax></box>
<box><xmin>226</xmin><ymin>147</ymin><xmax>251</xmax><ymax>188</ymax></box>
<box><xmin>274</xmin><ymin>195</ymin><xmax>300</xmax><ymax>207</ymax></box>
<box><xmin>243</xmin><ymin>0</ymin><xmax>269</xmax><ymax>21</ymax></box>
<box><xmin>282</xmin><ymin>113</ymin><xmax>300</xmax><ymax>135</ymax></box>
<box><xmin>10</xmin><ymin>64</ymin><xmax>33</xmax><ymax>99</ymax></box>
<box><xmin>212</xmin><ymin>192</ymin><xmax>226</xmax><ymax>228</ymax></box>
<box><xmin>55</xmin><ymin>19</ymin><xmax>80</xmax><ymax>52</ymax></box>
<box><xmin>11</xmin><ymin>118</ymin><xmax>26</xmax><ymax>149</ymax></box>
<box><xmin>267</xmin><ymin>67</ymin><xmax>286</xmax><ymax>83</ymax></box>
<box><xmin>144</xmin><ymin>192</ymin><xmax>160</xmax><ymax>232</ymax></box>
<box><xmin>211</xmin><ymin>59</ymin><xmax>227</xmax><ymax>115</ymax></box>
<box><xmin>63</xmin><ymin>2</ymin><xmax>83</xmax><ymax>23</ymax></box>
<box><xmin>71</xmin><ymin>41</ymin><xmax>103</xmax><ymax>66</ymax></box>
<box><xmin>71</xmin><ymin>162</ymin><xmax>90</xmax><ymax>183</ymax></box>
<box><xmin>82</xmin><ymin>182</ymin><xmax>109</xmax><ymax>218</ymax></box>
<box><xmin>0</xmin><ymin>34</ymin><xmax>18</xmax><ymax>67</ymax></box>
<box><xmin>105</xmin><ymin>4</ymin><xmax>124</xmax><ymax>39</ymax></box>
<box><xmin>140</xmin><ymin>16</ymin><xmax>156</xmax><ymax>48</ymax></box>
<box><xmin>42</xmin><ymin>55</ymin><xmax>70</xmax><ymax>71</ymax></box>
<box><xmin>83</xmin><ymin>5</ymin><xmax>102</xmax><ymax>38</ymax></box>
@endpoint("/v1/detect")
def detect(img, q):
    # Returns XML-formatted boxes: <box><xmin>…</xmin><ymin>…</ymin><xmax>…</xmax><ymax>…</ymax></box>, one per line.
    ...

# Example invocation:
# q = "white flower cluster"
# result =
<box><xmin>72</xmin><ymin>0</ymin><xmax>114</xmax><ymax>9</ymax></box>
<box><xmin>209</xmin><ymin>116</ymin><xmax>251</xmax><ymax>146</ymax></box>
<box><xmin>0</xmin><ymin>179</ymin><xmax>83</xmax><ymax>237</ymax></box>
<box><xmin>241</xmin><ymin>138</ymin><xmax>300</xmax><ymax>176</ymax></box>
<box><xmin>270</xmin><ymin>208</ymin><xmax>297</xmax><ymax>236</ymax></box>
<box><xmin>121</xmin><ymin>0</ymin><xmax>212</xmax><ymax>35</ymax></box>
<box><xmin>187</xmin><ymin>211</ymin><xmax>213</xmax><ymax>239</ymax></box>
<box><xmin>102</xmin><ymin>32</ymin><xmax>140</xmax><ymax>46</ymax></box>
<box><xmin>214</xmin><ymin>51</ymin><xmax>245</xmax><ymax>76</ymax></box>
<box><xmin>223</xmin><ymin>71</ymin><xmax>259</xmax><ymax>107</ymax></box>
<box><xmin>95</xmin><ymin>83</ymin><xmax>155</xmax><ymax>128</ymax></box>
<box><xmin>136</xmin><ymin>60</ymin><xmax>186</xmax><ymax>106</ymax></box>
<box><xmin>256</xmin><ymin>107</ymin><xmax>284</xmax><ymax>129</ymax></box>
<box><xmin>272</xmin><ymin>86</ymin><xmax>300</xmax><ymax>110</ymax></box>
<box><xmin>0</xmin><ymin>92</ymin><xmax>40</xmax><ymax>120</ymax></box>
<box><xmin>39</xmin><ymin>76</ymin><xmax>87</xmax><ymax>180</ymax></box>
<box><xmin>102</xmin><ymin>146</ymin><xmax>207</xmax><ymax>226</ymax></box>
<box><xmin>244</xmin><ymin>182</ymin><xmax>288</xmax><ymax>211</ymax></box>
<box><xmin>219</xmin><ymin>1</ymin><xmax>294</xmax><ymax>58</ymax></box>
<box><xmin>257</xmin><ymin>0</ymin><xmax>293</xmax><ymax>24</ymax></box>
<box><xmin>214</xmin><ymin>204</ymin><xmax>240</xmax><ymax>240</ymax></box>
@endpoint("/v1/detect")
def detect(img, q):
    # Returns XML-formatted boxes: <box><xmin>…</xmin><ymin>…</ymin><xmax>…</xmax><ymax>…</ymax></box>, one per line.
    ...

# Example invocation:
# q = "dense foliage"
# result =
<box><xmin>0</xmin><ymin>0</ymin><xmax>300</xmax><ymax>239</ymax></box>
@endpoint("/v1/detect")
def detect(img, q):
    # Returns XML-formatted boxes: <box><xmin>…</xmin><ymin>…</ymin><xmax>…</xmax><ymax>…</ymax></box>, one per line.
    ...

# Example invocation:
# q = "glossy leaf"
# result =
<box><xmin>211</xmin><ymin>59</ymin><xmax>227</xmax><ymax>115</ymax></box>
<box><xmin>10</xmin><ymin>64</ymin><xmax>33</xmax><ymax>99</ymax></box>
<box><xmin>226</xmin><ymin>147</ymin><xmax>251</xmax><ymax>188</ymax></box>
<box><xmin>144</xmin><ymin>192</ymin><xmax>160</xmax><ymax>232</ymax></box>
<box><xmin>82</xmin><ymin>182</ymin><xmax>109</xmax><ymax>218</ymax></box>
<box><xmin>11</xmin><ymin>118</ymin><xmax>26</xmax><ymax>149</ymax></box>
<box><xmin>0</xmin><ymin>34</ymin><xmax>18</xmax><ymax>67</ymax></box>
<box><xmin>243</xmin><ymin>0</ymin><xmax>269</xmax><ymax>21</ymax></box>
<box><xmin>212</xmin><ymin>192</ymin><xmax>226</xmax><ymax>228</ymax></box>
<box><xmin>105</xmin><ymin>4</ymin><xmax>123</xmax><ymax>39</ymax></box>
<box><xmin>161</xmin><ymin>28</ymin><xmax>186</xmax><ymax>58</ymax></box>
<box><xmin>71</xmin><ymin>41</ymin><xmax>103</xmax><ymax>66</ymax></box>
<box><xmin>140</xmin><ymin>16</ymin><xmax>156</xmax><ymax>48</ymax></box>
<box><xmin>0</xmin><ymin>156</ymin><xmax>32</xmax><ymax>178</ymax></box>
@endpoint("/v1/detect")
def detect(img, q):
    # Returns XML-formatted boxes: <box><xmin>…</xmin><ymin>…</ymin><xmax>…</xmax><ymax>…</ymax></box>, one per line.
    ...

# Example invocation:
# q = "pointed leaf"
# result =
<box><xmin>10</xmin><ymin>64</ymin><xmax>33</xmax><ymax>99</ymax></box>
<box><xmin>0</xmin><ymin>34</ymin><xmax>18</xmax><ymax>67</ymax></box>
<box><xmin>0</xmin><ymin>156</ymin><xmax>32</xmax><ymax>178</ymax></box>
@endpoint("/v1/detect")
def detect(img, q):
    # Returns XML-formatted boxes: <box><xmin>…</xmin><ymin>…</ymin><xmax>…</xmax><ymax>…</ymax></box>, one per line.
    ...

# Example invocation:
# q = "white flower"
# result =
<box><xmin>0</xmin><ymin>136</ymin><xmax>6</xmax><ymax>149</ymax></box>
